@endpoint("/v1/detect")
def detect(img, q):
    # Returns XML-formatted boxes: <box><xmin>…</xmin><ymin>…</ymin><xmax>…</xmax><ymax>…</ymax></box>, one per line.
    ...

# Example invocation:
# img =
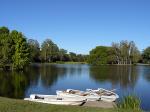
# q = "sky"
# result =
<box><xmin>0</xmin><ymin>0</ymin><xmax>150</xmax><ymax>54</ymax></box>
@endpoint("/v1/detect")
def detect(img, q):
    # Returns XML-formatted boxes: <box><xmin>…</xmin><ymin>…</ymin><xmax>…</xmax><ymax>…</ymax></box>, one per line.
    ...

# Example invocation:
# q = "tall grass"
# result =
<box><xmin>117</xmin><ymin>95</ymin><xmax>141</xmax><ymax>112</ymax></box>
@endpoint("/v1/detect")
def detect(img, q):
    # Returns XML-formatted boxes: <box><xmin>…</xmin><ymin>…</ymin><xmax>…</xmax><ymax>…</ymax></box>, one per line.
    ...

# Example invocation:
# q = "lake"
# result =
<box><xmin>0</xmin><ymin>64</ymin><xmax>150</xmax><ymax>110</ymax></box>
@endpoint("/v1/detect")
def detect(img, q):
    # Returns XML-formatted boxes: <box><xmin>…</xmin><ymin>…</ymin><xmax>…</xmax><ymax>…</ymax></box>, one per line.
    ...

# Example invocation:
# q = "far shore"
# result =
<box><xmin>31</xmin><ymin>62</ymin><xmax>150</xmax><ymax>66</ymax></box>
<box><xmin>1</xmin><ymin>62</ymin><xmax>150</xmax><ymax>71</ymax></box>
<box><xmin>31</xmin><ymin>61</ymin><xmax>87</xmax><ymax>65</ymax></box>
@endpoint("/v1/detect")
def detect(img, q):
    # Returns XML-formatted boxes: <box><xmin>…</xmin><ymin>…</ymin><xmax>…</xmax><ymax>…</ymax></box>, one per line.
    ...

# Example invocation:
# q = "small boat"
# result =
<box><xmin>56</xmin><ymin>89</ymin><xmax>100</xmax><ymax>101</ymax></box>
<box><xmin>86</xmin><ymin>88</ymin><xmax>119</xmax><ymax>102</ymax></box>
<box><xmin>24</xmin><ymin>94</ymin><xmax>86</xmax><ymax>106</ymax></box>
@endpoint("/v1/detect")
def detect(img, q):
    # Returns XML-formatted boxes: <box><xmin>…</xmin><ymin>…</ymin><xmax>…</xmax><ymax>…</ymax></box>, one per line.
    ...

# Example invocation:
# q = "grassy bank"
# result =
<box><xmin>0</xmin><ymin>97</ymin><xmax>113</xmax><ymax>112</ymax></box>
<box><xmin>0</xmin><ymin>97</ymin><xmax>141</xmax><ymax>112</ymax></box>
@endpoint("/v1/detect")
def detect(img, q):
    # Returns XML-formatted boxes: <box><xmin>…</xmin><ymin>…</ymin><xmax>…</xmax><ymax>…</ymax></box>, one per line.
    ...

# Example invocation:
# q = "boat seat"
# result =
<box><xmin>57</xmin><ymin>98</ymin><xmax>63</xmax><ymax>100</ymax></box>
<box><xmin>35</xmin><ymin>95</ymin><xmax>44</xmax><ymax>99</ymax></box>
<box><xmin>80</xmin><ymin>93</ymin><xmax>88</xmax><ymax>96</ymax></box>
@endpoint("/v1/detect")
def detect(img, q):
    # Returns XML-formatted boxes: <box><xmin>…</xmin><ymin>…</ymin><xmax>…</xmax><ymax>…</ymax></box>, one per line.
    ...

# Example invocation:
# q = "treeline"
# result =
<box><xmin>87</xmin><ymin>40</ymin><xmax>150</xmax><ymax>65</ymax></box>
<box><xmin>0</xmin><ymin>26</ymin><xmax>87</xmax><ymax>70</ymax></box>
<box><xmin>29</xmin><ymin>38</ymin><xmax>87</xmax><ymax>63</ymax></box>
<box><xmin>1</xmin><ymin>26</ymin><xmax>150</xmax><ymax>70</ymax></box>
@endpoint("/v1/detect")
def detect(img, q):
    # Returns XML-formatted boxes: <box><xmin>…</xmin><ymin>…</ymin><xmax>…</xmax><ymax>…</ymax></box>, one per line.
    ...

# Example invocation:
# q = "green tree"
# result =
<box><xmin>76</xmin><ymin>54</ymin><xmax>88</xmax><ymax>62</ymax></box>
<box><xmin>129</xmin><ymin>41</ymin><xmax>141</xmax><ymax>64</ymax></box>
<box><xmin>87</xmin><ymin>46</ymin><xmax>114</xmax><ymax>65</ymax></box>
<box><xmin>11</xmin><ymin>31</ymin><xmax>30</xmax><ymax>70</ymax></box>
<box><xmin>69</xmin><ymin>52</ymin><xmax>77</xmax><ymax>62</ymax></box>
<box><xmin>27</xmin><ymin>39</ymin><xmax>40</xmax><ymax>62</ymax></box>
<box><xmin>112</xmin><ymin>40</ymin><xmax>140</xmax><ymax>64</ymax></box>
<box><xmin>0</xmin><ymin>26</ymin><xmax>9</xmax><ymax>34</ymax></box>
<box><xmin>0</xmin><ymin>27</ymin><xmax>14</xmax><ymax>69</ymax></box>
<box><xmin>41</xmin><ymin>39</ymin><xmax>59</xmax><ymax>62</ymax></box>
<box><xmin>142</xmin><ymin>47</ymin><xmax>150</xmax><ymax>64</ymax></box>
<box><xmin>59</xmin><ymin>49</ymin><xmax>67</xmax><ymax>61</ymax></box>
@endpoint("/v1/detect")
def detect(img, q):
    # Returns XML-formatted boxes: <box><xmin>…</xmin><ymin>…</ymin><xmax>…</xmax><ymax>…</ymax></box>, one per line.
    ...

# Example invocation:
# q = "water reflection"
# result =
<box><xmin>40</xmin><ymin>64</ymin><xmax>67</xmax><ymax>87</ymax></box>
<box><xmin>0</xmin><ymin>71</ymin><xmax>29</xmax><ymax>98</ymax></box>
<box><xmin>0</xmin><ymin>64</ymin><xmax>142</xmax><ymax>98</ymax></box>
<box><xmin>142</xmin><ymin>66</ymin><xmax>150</xmax><ymax>82</ymax></box>
<box><xmin>89</xmin><ymin>65</ymin><xmax>139</xmax><ymax>89</ymax></box>
<box><xmin>0</xmin><ymin>64</ymin><xmax>150</xmax><ymax>110</ymax></box>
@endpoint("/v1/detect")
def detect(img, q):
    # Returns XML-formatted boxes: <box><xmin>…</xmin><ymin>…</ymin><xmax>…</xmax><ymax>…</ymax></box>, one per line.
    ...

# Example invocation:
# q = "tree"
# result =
<box><xmin>11</xmin><ymin>31</ymin><xmax>30</xmax><ymax>70</ymax></box>
<box><xmin>0</xmin><ymin>27</ymin><xmax>30</xmax><ymax>70</ymax></box>
<box><xmin>59</xmin><ymin>49</ymin><xmax>68</xmax><ymax>61</ymax></box>
<box><xmin>76</xmin><ymin>54</ymin><xmax>88</xmax><ymax>62</ymax></box>
<box><xmin>129</xmin><ymin>41</ymin><xmax>141</xmax><ymax>64</ymax></box>
<box><xmin>142</xmin><ymin>47</ymin><xmax>150</xmax><ymax>64</ymax></box>
<box><xmin>0</xmin><ymin>26</ymin><xmax>9</xmax><ymax>34</ymax></box>
<box><xmin>112</xmin><ymin>42</ymin><xmax>121</xmax><ymax>64</ymax></box>
<box><xmin>41</xmin><ymin>39</ymin><xmax>59</xmax><ymax>62</ymax></box>
<box><xmin>112</xmin><ymin>40</ymin><xmax>140</xmax><ymax>64</ymax></box>
<box><xmin>87</xmin><ymin>46</ymin><xmax>114</xmax><ymax>65</ymax></box>
<box><xmin>69</xmin><ymin>52</ymin><xmax>77</xmax><ymax>62</ymax></box>
<box><xmin>0</xmin><ymin>27</ymin><xmax>14</xmax><ymax>69</ymax></box>
<box><xmin>27</xmin><ymin>39</ymin><xmax>40</xmax><ymax>62</ymax></box>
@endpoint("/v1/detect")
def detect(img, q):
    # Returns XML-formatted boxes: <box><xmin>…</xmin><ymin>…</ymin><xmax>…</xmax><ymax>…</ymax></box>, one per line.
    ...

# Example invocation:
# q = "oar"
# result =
<box><xmin>110</xmin><ymin>89</ymin><xmax>116</xmax><ymax>92</ymax></box>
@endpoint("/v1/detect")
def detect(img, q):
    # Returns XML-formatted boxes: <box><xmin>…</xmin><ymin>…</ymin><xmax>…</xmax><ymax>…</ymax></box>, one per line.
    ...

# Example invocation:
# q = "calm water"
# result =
<box><xmin>0</xmin><ymin>64</ymin><xmax>150</xmax><ymax>110</ymax></box>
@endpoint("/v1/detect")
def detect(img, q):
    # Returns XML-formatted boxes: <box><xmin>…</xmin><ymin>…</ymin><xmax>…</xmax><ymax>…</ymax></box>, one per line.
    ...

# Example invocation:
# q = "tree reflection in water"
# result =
<box><xmin>0</xmin><ymin>71</ymin><xmax>29</xmax><ymax>99</ymax></box>
<box><xmin>40</xmin><ymin>64</ymin><xmax>67</xmax><ymax>87</ymax></box>
<box><xmin>0</xmin><ymin>64</ymin><xmax>67</xmax><ymax>98</ymax></box>
<box><xmin>141</xmin><ymin>66</ymin><xmax>150</xmax><ymax>82</ymax></box>
<box><xmin>89</xmin><ymin>65</ymin><xmax>139</xmax><ymax>89</ymax></box>
<box><xmin>0</xmin><ymin>64</ymin><xmax>148</xmax><ymax>99</ymax></box>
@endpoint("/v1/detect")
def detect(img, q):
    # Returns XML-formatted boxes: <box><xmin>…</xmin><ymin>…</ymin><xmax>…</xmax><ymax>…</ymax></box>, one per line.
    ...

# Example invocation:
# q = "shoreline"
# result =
<box><xmin>31</xmin><ymin>63</ymin><xmax>150</xmax><ymax>66</ymax></box>
<box><xmin>0</xmin><ymin>97</ymin><xmax>116</xmax><ymax>112</ymax></box>
<box><xmin>1</xmin><ymin>63</ymin><xmax>149</xmax><ymax>71</ymax></box>
<box><xmin>0</xmin><ymin>97</ymin><xmax>140</xmax><ymax>112</ymax></box>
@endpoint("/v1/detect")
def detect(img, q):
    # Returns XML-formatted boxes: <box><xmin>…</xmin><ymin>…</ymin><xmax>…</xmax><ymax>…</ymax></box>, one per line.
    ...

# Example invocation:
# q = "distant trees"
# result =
<box><xmin>69</xmin><ymin>52</ymin><xmax>77</xmax><ymax>62</ymax></box>
<box><xmin>41</xmin><ymin>39</ymin><xmax>59</xmax><ymax>62</ymax></box>
<box><xmin>88</xmin><ymin>40</ymin><xmax>141</xmax><ymax>65</ymax></box>
<box><xmin>76</xmin><ymin>54</ymin><xmax>87</xmax><ymax>62</ymax></box>
<box><xmin>112</xmin><ymin>40</ymin><xmax>141</xmax><ymax>64</ymax></box>
<box><xmin>142</xmin><ymin>47</ymin><xmax>150</xmax><ymax>64</ymax></box>
<box><xmin>58</xmin><ymin>49</ymin><xmax>68</xmax><ymax>61</ymax></box>
<box><xmin>2</xmin><ymin>26</ymin><xmax>150</xmax><ymax>70</ymax></box>
<box><xmin>87</xmin><ymin>46</ymin><xmax>114</xmax><ymax>65</ymax></box>
<box><xmin>27</xmin><ymin>39</ymin><xmax>40</xmax><ymax>62</ymax></box>
<box><xmin>40</xmin><ymin>39</ymin><xmax>87</xmax><ymax>63</ymax></box>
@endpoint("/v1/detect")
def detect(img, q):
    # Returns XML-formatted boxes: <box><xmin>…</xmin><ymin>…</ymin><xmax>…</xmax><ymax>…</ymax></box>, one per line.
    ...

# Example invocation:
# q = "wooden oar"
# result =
<box><xmin>110</xmin><ymin>89</ymin><xmax>116</xmax><ymax>92</ymax></box>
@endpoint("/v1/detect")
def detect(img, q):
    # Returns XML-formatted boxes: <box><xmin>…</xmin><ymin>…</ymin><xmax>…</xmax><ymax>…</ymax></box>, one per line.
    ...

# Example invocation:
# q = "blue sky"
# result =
<box><xmin>0</xmin><ymin>0</ymin><xmax>150</xmax><ymax>54</ymax></box>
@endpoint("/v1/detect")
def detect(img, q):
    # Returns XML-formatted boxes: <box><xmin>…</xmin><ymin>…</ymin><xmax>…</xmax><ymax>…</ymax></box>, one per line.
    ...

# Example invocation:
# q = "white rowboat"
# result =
<box><xmin>86</xmin><ymin>88</ymin><xmax>119</xmax><ymax>102</ymax></box>
<box><xmin>24</xmin><ymin>94</ymin><xmax>86</xmax><ymax>105</ymax></box>
<box><xmin>56</xmin><ymin>89</ymin><xmax>100</xmax><ymax>101</ymax></box>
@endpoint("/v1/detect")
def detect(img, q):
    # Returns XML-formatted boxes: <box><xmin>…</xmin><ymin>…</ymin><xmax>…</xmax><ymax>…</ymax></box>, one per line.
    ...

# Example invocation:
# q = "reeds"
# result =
<box><xmin>117</xmin><ymin>95</ymin><xmax>141</xmax><ymax>111</ymax></box>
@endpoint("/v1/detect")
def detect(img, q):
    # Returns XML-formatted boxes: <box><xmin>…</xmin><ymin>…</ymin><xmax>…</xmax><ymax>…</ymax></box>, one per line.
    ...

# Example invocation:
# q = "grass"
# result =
<box><xmin>0</xmin><ymin>97</ymin><xmax>141</xmax><ymax>112</ymax></box>
<box><xmin>0</xmin><ymin>97</ymin><xmax>113</xmax><ymax>112</ymax></box>
<box><xmin>117</xmin><ymin>95</ymin><xmax>141</xmax><ymax>112</ymax></box>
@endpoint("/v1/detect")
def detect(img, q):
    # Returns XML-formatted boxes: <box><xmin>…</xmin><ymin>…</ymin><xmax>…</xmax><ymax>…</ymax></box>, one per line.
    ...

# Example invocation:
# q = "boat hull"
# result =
<box><xmin>56</xmin><ymin>91</ymin><xmax>100</xmax><ymax>101</ymax></box>
<box><xmin>101</xmin><ymin>95</ymin><xmax>119</xmax><ymax>102</ymax></box>
<box><xmin>86</xmin><ymin>88</ymin><xmax>119</xmax><ymax>102</ymax></box>
<box><xmin>24</xmin><ymin>94</ymin><xmax>85</xmax><ymax>106</ymax></box>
